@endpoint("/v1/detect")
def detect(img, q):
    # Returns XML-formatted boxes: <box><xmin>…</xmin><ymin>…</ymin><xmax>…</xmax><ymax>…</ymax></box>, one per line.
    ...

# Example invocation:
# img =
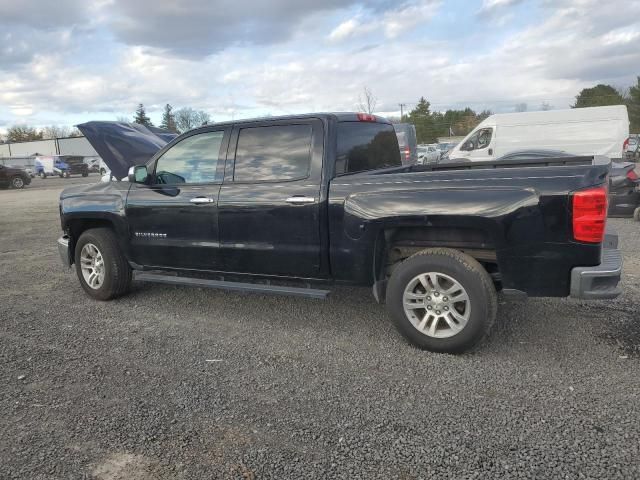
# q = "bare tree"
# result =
<box><xmin>357</xmin><ymin>86</ymin><xmax>378</xmax><ymax>114</ymax></box>
<box><xmin>540</xmin><ymin>102</ymin><xmax>552</xmax><ymax>111</ymax></box>
<box><xmin>174</xmin><ymin>107</ymin><xmax>211</xmax><ymax>133</ymax></box>
<box><xmin>6</xmin><ymin>125</ymin><xmax>43</xmax><ymax>142</ymax></box>
<box><xmin>40</xmin><ymin>125</ymin><xmax>71</xmax><ymax>139</ymax></box>
<box><xmin>116</xmin><ymin>116</ymin><xmax>130</xmax><ymax>123</ymax></box>
<box><xmin>514</xmin><ymin>102</ymin><xmax>528</xmax><ymax>112</ymax></box>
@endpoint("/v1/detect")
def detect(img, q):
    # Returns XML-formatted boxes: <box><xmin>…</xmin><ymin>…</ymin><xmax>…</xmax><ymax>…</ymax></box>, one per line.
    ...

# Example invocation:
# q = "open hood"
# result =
<box><xmin>77</xmin><ymin>121</ymin><xmax>178</xmax><ymax>179</ymax></box>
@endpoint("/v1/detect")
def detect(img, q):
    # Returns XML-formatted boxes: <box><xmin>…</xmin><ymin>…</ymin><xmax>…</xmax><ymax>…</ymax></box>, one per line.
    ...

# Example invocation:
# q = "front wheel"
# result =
<box><xmin>386</xmin><ymin>248</ymin><xmax>497</xmax><ymax>353</ymax></box>
<box><xmin>11</xmin><ymin>176</ymin><xmax>25</xmax><ymax>189</ymax></box>
<box><xmin>74</xmin><ymin>228</ymin><xmax>132</xmax><ymax>300</ymax></box>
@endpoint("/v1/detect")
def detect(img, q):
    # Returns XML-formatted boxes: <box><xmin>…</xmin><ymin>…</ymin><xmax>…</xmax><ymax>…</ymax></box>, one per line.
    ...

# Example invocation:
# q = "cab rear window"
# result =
<box><xmin>336</xmin><ymin>122</ymin><xmax>401</xmax><ymax>174</ymax></box>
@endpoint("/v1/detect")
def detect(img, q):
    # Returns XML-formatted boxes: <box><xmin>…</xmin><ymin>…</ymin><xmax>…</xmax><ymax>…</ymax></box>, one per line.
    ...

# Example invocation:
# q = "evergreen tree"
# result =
<box><xmin>627</xmin><ymin>77</ymin><xmax>640</xmax><ymax>133</ymax></box>
<box><xmin>573</xmin><ymin>84</ymin><xmax>625</xmax><ymax>108</ymax></box>
<box><xmin>133</xmin><ymin>103</ymin><xmax>153</xmax><ymax>127</ymax></box>
<box><xmin>160</xmin><ymin>104</ymin><xmax>178</xmax><ymax>132</ymax></box>
<box><xmin>406</xmin><ymin>97</ymin><xmax>438</xmax><ymax>143</ymax></box>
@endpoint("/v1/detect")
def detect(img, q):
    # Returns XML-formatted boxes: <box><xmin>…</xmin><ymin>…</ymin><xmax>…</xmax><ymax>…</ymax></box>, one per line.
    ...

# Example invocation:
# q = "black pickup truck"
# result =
<box><xmin>57</xmin><ymin>113</ymin><xmax>622</xmax><ymax>353</ymax></box>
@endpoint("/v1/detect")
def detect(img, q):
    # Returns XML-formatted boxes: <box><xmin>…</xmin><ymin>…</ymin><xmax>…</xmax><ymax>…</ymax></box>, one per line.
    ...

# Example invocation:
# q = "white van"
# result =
<box><xmin>449</xmin><ymin>105</ymin><xmax>630</xmax><ymax>162</ymax></box>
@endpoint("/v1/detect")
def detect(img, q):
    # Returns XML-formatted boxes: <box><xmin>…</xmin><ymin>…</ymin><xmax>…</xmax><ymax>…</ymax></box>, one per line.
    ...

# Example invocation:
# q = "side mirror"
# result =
<box><xmin>128</xmin><ymin>165</ymin><xmax>148</xmax><ymax>183</ymax></box>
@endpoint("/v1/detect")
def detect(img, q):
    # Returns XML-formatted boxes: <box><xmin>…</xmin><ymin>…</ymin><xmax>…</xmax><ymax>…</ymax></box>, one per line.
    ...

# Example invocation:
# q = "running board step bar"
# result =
<box><xmin>133</xmin><ymin>272</ymin><xmax>330</xmax><ymax>299</ymax></box>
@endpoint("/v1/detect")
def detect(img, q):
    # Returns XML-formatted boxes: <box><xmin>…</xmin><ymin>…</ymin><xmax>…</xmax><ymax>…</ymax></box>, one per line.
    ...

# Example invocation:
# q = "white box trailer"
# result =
<box><xmin>449</xmin><ymin>105</ymin><xmax>630</xmax><ymax>162</ymax></box>
<box><xmin>34</xmin><ymin>156</ymin><xmax>68</xmax><ymax>178</ymax></box>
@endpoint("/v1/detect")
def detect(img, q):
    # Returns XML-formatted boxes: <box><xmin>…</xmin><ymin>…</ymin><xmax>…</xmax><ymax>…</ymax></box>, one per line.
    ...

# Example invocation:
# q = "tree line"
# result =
<box><xmin>2</xmin><ymin>76</ymin><xmax>639</xmax><ymax>145</ymax></box>
<box><xmin>1</xmin><ymin>125</ymin><xmax>83</xmax><ymax>143</ymax></box>
<box><xmin>132</xmin><ymin>103</ymin><xmax>211</xmax><ymax>134</ymax></box>
<box><xmin>0</xmin><ymin>103</ymin><xmax>212</xmax><ymax>144</ymax></box>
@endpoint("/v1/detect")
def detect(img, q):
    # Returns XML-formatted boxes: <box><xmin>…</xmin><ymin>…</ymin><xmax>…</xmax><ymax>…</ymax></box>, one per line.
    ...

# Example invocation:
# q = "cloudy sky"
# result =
<box><xmin>0</xmin><ymin>0</ymin><xmax>639</xmax><ymax>131</ymax></box>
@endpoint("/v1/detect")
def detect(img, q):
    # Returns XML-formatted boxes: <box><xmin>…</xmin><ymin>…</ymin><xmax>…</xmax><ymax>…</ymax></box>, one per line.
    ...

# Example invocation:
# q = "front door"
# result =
<box><xmin>217</xmin><ymin>119</ymin><xmax>326</xmax><ymax>278</ymax></box>
<box><xmin>457</xmin><ymin>127</ymin><xmax>495</xmax><ymax>161</ymax></box>
<box><xmin>126</xmin><ymin>127</ymin><xmax>230</xmax><ymax>270</ymax></box>
<box><xmin>0</xmin><ymin>165</ymin><xmax>7</xmax><ymax>187</ymax></box>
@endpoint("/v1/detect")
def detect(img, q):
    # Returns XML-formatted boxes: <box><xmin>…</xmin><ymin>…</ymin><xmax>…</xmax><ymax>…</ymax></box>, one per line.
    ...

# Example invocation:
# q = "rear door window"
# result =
<box><xmin>233</xmin><ymin>125</ymin><xmax>312</xmax><ymax>182</ymax></box>
<box><xmin>336</xmin><ymin>122</ymin><xmax>401</xmax><ymax>174</ymax></box>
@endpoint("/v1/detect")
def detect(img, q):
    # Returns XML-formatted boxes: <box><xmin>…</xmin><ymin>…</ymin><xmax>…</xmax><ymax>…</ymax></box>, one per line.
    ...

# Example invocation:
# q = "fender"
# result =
<box><xmin>331</xmin><ymin>186</ymin><xmax>542</xmax><ymax>285</ymax></box>
<box><xmin>59</xmin><ymin>182</ymin><xmax>132</xmax><ymax>260</ymax></box>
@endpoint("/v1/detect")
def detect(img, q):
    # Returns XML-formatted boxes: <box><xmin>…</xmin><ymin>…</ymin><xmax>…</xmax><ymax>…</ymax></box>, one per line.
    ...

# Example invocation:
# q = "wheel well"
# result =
<box><xmin>377</xmin><ymin>226</ymin><xmax>500</xmax><ymax>288</ymax></box>
<box><xmin>66</xmin><ymin>219</ymin><xmax>115</xmax><ymax>262</ymax></box>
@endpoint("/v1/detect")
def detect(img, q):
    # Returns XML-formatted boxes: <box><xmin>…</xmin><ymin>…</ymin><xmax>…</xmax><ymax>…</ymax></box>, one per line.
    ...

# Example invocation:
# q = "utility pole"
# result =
<box><xmin>399</xmin><ymin>103</ymin><xmax>406</xmax><ymax>122</ymax></box>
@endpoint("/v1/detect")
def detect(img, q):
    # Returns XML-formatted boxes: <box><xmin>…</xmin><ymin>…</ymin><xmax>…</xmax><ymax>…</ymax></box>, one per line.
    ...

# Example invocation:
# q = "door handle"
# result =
<box><xmin>190</xmin><ymin>197</ymin><xmax>214</xmax><ymax>204</ymax></box>
<box><xmin>286</xmin><ymin>196</ymin><xmax>315</xmax><ymax>205</ymax></box>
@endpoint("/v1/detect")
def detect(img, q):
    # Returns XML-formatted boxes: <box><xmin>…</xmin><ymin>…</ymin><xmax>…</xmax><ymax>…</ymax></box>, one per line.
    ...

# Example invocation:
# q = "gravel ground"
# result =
<box><xmin>0</xmin><ymin>179</ymin><xmax>639</xmax><ymax>479</ymax></box>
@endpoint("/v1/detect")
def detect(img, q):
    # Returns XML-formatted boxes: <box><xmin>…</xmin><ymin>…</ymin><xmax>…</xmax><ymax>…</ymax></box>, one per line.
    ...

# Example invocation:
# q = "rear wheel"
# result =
<box><xmin>386</xmin><ymin>248</ymin><xmax>497</xmax><ymax>353</ymax></box>
<box><xmin>74</xmin><ymin>228</ymin><xmax>132</xmax><ymax>300</ymax></box>
<box><xmin>11</xmin><ymin>176</ymin><xmax>25</xmax><ymax>189</ymax></box>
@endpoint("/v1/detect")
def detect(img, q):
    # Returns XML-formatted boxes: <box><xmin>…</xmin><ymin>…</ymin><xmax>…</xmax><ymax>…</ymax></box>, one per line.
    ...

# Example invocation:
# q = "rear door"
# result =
<box><xmin>217</xmin><ymin>119</ymin><xmax>326</xmax><ymax>278</ymax></box>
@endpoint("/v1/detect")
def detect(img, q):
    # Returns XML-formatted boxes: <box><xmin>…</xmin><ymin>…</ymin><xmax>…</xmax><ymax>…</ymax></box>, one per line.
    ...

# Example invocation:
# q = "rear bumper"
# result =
<box><xmin>57</xmin><ymin>235</ymin><xmax>72</xmax><ymax>268</ymax></box>
<box><xmin>570</xmin><ymin>231</ymin><xmax>622</xmax><ymax>299</ymax></box>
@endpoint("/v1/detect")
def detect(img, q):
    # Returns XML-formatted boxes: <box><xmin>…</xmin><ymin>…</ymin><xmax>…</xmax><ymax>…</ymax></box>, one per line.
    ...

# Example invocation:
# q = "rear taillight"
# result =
<box><xmin>404</xmin><ymin>146</ymin><xmax>410</xmax><ymax>162</ymax></box>
<box><xmin>357</xmin><ymin>113</ymin><xmax>376</xmax><ymax>122</ymax></box>
<box><xmin>627</xmin><ymin>169</ymin><xmax>638</xmax><ymax>181</ymax></box>
<box><xmin>572</xmin><ymin>186</ymin><xmax>608</xmax><ymax>243</ymax></box>
<box><xmin>623</xmin><ymin>137</ymin><xmax>629</xmax><ymax>152</ymax></box>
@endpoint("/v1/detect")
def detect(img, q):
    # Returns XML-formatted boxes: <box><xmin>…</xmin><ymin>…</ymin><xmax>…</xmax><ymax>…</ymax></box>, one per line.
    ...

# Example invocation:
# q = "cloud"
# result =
<box><xmin>328</xmin><ymin>1</ymin><xmax>439</xmax><ymax>42</ymax></box>
<box><xmin>0</xmin><ymin>0</ymin><xmax>639</xmax><ymax>129</ymax></box>
<box><xmin>103</xmin><ymin>0</ymin><xmax>395</xmax><ymax>57</ymax></box>
<box><xmin>0</xmin><ymin>0</ymin><xmax>91</xmax><ymax>28</ymax></box>
<box><xmin>329</xmin><ymin>18</ymin><xmax>367</xmax><ymax>42</ymax></box>
<box><xmin>478</xmin><ymin>0</ymin><xmax>524</xmax><ymax>16</ymax></box>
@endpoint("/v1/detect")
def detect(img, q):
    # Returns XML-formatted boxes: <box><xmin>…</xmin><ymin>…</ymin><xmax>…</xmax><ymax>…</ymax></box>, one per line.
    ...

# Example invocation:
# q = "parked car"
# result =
<box><xmin>60</xmin><ymin>155</ymin><xmax>89</xmax><ymax>177</ymax></box>
<box><xmin>494</xmin><ymin>149</ymin><xmax>640</xmax><ymax>217</ymax></box>
<box><xmin>0</xmin><ymin>164</ymin><xmax>32</xmax><ymax>189</ymax></box>
<box><xmin>625</xmin><ymin>136</ymin><xmax>639</xmax><ymax>160</ymax></box>
<box><xmin>85</xmin><ymin>157</ymin><xmax>101</xmax><ymax>173</ymax></box>
<box><xmin>59</xmin><ymin>113</ymin><xmax>622</xmax><ymax>354</ymax></box>
<box><xmin>417</xmin><ymin>144</ymin><xmax>440</xmax><ymax>164</ymax></box>
<box><xmin>394</xmin><ymin>123</ymin><xmax>418</xmax><ymax>164</ymax></box>
<box><xmin>449</xmin><ymin>105</ymin><xmax>629</xmax><ymax>162</ymax></box>
<box><xmin>609</xmin><ymin>162</ymin><xmax>640</xmax><ymax>217</ymax></box>
<box><xmin>9</xmin><ymin>165</ymin><xmax>35</xmax><ymax>178</ymax></box>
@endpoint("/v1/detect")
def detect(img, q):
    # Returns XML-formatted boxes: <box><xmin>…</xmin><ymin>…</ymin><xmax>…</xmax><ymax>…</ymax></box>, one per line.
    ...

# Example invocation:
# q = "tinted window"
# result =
<box><xmin>336</xmin><ymin>122</ymin><xmax>401</xmax><ymax>174</ymax></box>
<box><xmin>154</xmin><ymin>131</ymin><xmax>224</xmax><ymax>184</ymax></box>
<box><xmin>233</xmin><ymin>125</ymin><xmax>312</xmax><ymax>182</ymax></box>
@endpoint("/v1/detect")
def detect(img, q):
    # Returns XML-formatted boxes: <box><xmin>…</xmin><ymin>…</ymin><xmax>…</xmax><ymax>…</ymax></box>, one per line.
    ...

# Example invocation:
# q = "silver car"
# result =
<box><xmin>417</xmin><ymin>144</ymin><xmax>440</xmax><ymax>165</ymax></box>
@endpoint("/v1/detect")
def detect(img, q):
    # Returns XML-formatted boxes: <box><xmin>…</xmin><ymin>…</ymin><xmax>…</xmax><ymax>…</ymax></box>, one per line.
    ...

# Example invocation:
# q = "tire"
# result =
<box><xmin>634</xmin><ymin>207</ymin><xmax>640</xmax><ymax>222</ymax></box>
<box><xmin>74</xmin><ymin>228</ymin><xmax>132</xmax><ymax>301</ymax></box>
<box><xmin>82</xmin><ymin>172</ymin><xmax>88</xmax><ymax>177</ymax></box>
<box><xmin>11</xmin><ymin>176</ymin><xmax>25</xmax><ymax>189</ymax></box>
<box><xmin>386</xmin><ymin>248</ymin><xmax>497</xmax><ymax>354</ymax></box>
